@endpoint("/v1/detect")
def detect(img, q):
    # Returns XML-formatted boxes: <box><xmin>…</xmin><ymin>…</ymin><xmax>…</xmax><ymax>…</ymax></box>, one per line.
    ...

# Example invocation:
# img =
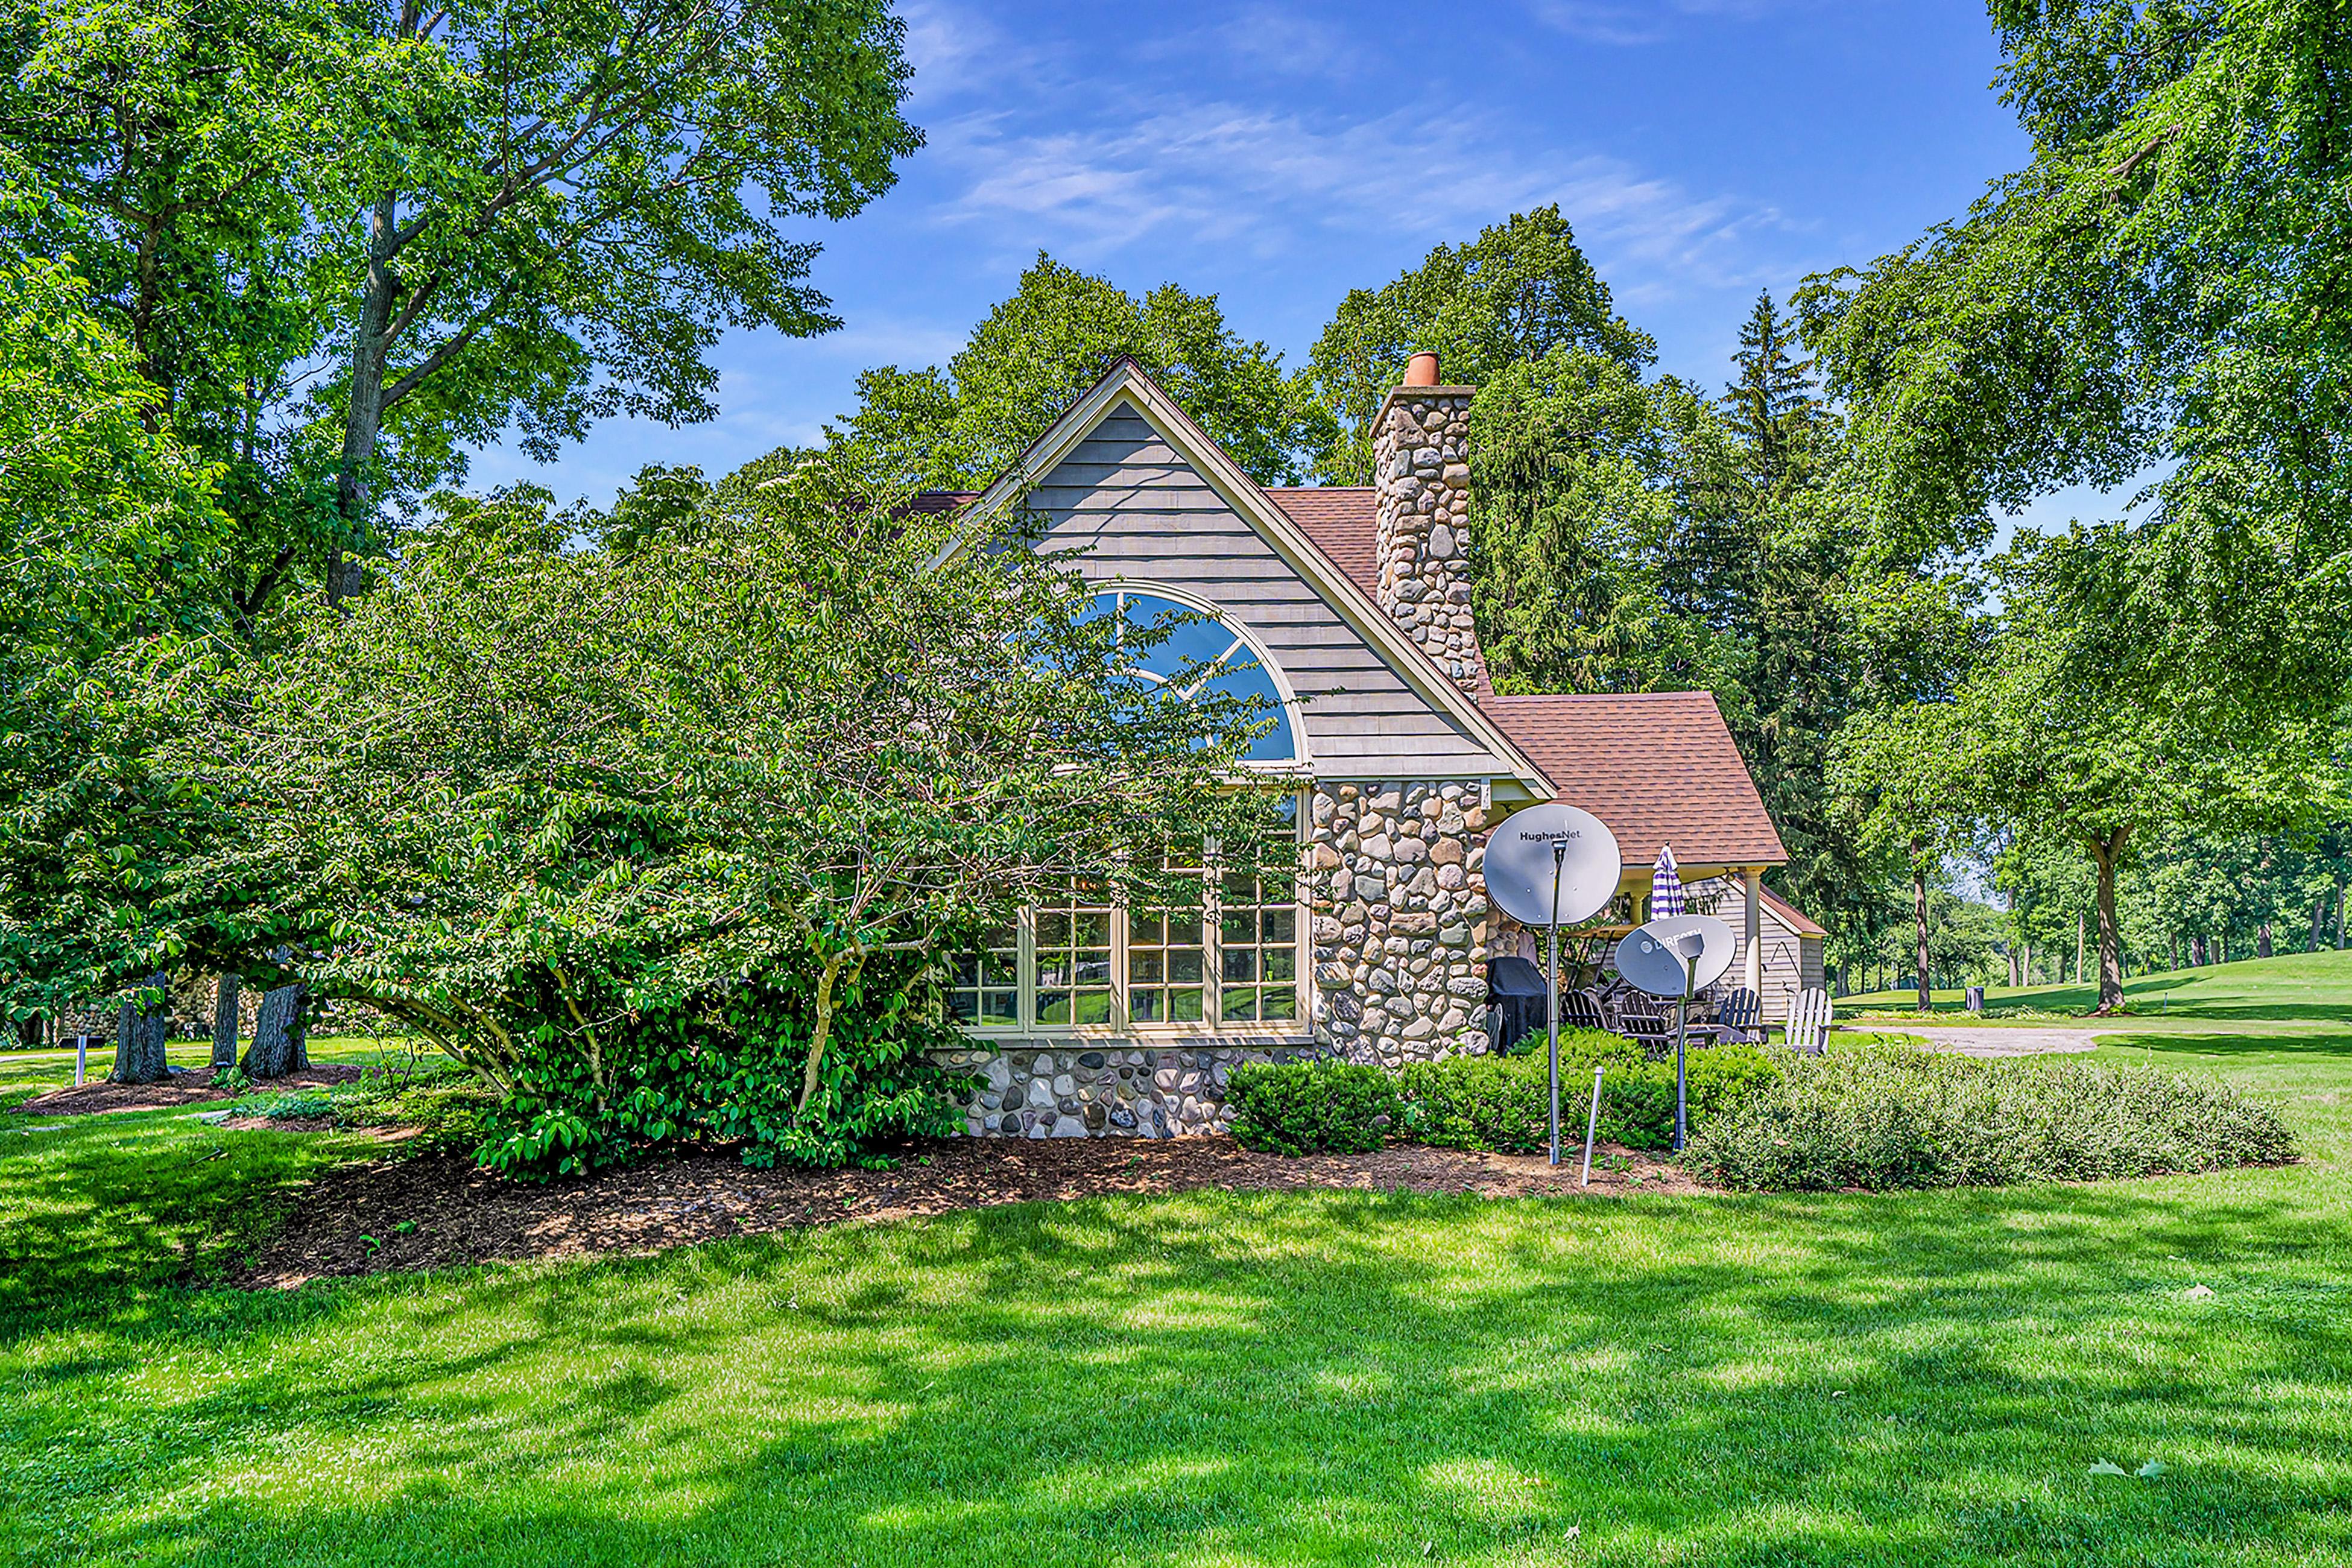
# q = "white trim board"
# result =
<box><xmin>952</xmin><ymin>359</ymin><xmax>1552</xmax><ymax>795</ymax></box>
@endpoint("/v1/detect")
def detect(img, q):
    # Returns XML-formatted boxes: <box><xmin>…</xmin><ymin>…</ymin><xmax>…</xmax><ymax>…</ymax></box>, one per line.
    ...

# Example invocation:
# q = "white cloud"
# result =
<box><xmin>923</xmin><ymin>95</ymin><xmax>1791</xmax><ymax>296</ymax></box>
<box><xmin>1529</xmin><ymin>0</ymin><xmax>1813</xmax><ymax>47</ymax></box>
<box><xmin>894</xmin><ymin>0</ymin><xmax>1040</xmax><ymax>106</ymax></box>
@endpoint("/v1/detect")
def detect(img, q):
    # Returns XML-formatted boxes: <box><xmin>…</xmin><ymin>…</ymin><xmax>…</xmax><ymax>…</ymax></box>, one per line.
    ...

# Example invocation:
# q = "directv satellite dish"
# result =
<box><xmin>1485</xmin><ymin>805</ymin><xmax>1623</xmax><ymax>928</ymax></box>
<box><xmin>1616</xmin><ymin>915</ymin><xmax>1736</xmax><ymax>999</ymax></box>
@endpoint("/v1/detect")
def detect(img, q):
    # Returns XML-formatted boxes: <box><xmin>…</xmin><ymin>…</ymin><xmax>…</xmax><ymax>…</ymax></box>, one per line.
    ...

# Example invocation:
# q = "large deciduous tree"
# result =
<box><xmin>312</xmin><ymin>0</ymin><xmax>923</xmax><ymax>590</ymax></box>
<box><xmin>1802</xmin><ymin>0</ymin><xmax>2352</xmax><ymax>721</ymax></box>
<box><xmin>0</xmin><ymin>235</ymin><xmax>227</xmax><ymax>1073</ymax></box>
<box><xmin>0</xmin><ymin>0</ymin><xmax>922</xmax><ymax>618</ymax></box>
<box><xmin>1</xmin><ymin>0</ymin><xmax>919</xmax><ymax>1067</ymax></box>
<box><xmin>1951</xmin><ymin>534</ymin><xmax>2331</xmax><ymax>1011</ymax></box>
<box><xmin>1303</xmin><ymin>206</ymin><xmax>1655</xmax><ymax>485</ymax></box>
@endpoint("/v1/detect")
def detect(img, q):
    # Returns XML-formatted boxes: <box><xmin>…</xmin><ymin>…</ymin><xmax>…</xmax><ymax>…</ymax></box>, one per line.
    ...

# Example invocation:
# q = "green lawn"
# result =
<box><xmin>1842</xmin><ymin>947</ymin><xmax>2352</xmax><ymax>1030</ymax></box>
<box><xmin>1</xmin><ymin>1030</ymin><xmax>2347</xmax><ymax>1566</ymax></box>
<box><xmin>0</xmin><ymin>1035</ymin><xmax>441</xmax><ymax>1104</ymax></box>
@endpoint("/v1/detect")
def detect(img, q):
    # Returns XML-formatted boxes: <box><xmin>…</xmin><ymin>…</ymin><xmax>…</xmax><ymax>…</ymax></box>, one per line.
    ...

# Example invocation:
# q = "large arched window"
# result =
<box><xmin>1089</xmin><ymin>589</ymin><xmax>1298</xmax><ymax>765</ymax></box>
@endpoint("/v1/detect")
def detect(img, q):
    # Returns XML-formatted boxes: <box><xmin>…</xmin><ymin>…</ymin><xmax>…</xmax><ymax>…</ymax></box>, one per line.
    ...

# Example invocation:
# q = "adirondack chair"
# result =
<box><xmin>1785</xmin><ymin>987</ymin><xmax>1833</xmax><ymax>1054</ymax></box>
<box><xmin>1561</xmin><ymin>989</ymin><xmax>1608</xmax><ymax>1034</ymax></box>
<box><xmin>1615</xmin><ymin>992</ymin><xmax>1677</xmax><ymax>1058</ymax></box>
<box><xmin>1713</xmin><ymin>986</ymin><xmax>1763</xmax><ymax>1043</ymax></box>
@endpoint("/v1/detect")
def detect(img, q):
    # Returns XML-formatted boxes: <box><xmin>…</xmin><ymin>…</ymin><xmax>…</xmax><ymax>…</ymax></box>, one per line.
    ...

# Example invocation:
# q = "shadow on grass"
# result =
<box><xmin>0</xmin><ymin>1110</ymin><xmax>364</xmax><ymax>1328</ymax></box>
<box><xmin>4</xmin><ymin>1173</ymin><xmax>2349</xmax><ymax>1567</ymax></box>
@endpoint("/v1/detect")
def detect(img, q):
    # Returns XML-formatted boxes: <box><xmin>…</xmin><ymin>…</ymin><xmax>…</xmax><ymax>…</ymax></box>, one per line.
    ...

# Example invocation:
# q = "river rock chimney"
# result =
<box><xmin>1372</xmin><ymin>353</ymin><xmax>1485</xmax><ymax>696</ymax></box>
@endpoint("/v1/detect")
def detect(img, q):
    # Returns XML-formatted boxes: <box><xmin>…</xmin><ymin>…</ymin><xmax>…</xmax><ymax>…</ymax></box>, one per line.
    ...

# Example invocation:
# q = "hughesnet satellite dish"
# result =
<box><xmin>1485</xmin><ymin>805</ymin><xmax>1622</xmax><ymax>929</ymax></box>
<box><xmin>1616</xmin><ymin>914</ymin><xmax>1736</xmax><ymax>999</ymax></box>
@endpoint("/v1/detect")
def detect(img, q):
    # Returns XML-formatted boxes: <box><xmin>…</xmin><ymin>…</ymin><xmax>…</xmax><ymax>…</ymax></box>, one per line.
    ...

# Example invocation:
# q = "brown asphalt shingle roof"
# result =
<box><xmin>1760</xmin><ymin>885</ymin><xmax>1826</xmax><ymax>937</ymax></box>
<box><xmin>1483</xmin><ymin>692</ymin><xmax>1788</xmax><ymax>871</ymax></box>
<box><xmin>1268</xmin><ymin>487</ymin><xmax>1380</xmax><ymax>599</ymax></box>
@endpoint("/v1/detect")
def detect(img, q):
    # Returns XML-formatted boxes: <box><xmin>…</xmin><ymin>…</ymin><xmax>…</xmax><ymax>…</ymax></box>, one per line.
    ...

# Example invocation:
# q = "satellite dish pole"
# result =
<box><xmin>1674</xmin><ymin>929</ymin><xmax>1704</xmax><ymax>1151</ymax></box>
<box><xmin>1483</xmin><ymin>802</ymin><xmax>1622</xmax><ymax>1169</ymax></box>
<box><xmin>1547</xmin><ymin>838</ymin><xmax>1566</xmax><ymax>1166</ymax></box>
<box><xmin>1614</xmin><ymin>915</ymin><xmax>1737</xmax><ymax>1154</ymax></box>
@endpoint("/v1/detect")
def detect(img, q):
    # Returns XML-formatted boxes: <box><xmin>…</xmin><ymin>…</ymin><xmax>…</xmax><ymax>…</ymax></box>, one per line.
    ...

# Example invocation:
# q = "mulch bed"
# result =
<box><xmin>10</xmin><ymin>1063</ymin><xmax>363</xmax><ymax>1116</ymax></box>
<box><xmin>233</xmin><ymin>1135</ymin><xmax>1699</xmax><ymax>1288</ymax></box>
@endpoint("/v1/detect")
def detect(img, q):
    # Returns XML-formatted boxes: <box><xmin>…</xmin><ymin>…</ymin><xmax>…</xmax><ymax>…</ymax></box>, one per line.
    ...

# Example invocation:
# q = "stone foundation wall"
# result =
<box><xmin>1307</xmin><ymin>780</ymin><xmax>1491</xmax><ymax>1066</ymax></box>
<box><xmin>933</xmin><ymin>1043</ymin><xmax>1315</xmax><ymax>1138</ymax></box>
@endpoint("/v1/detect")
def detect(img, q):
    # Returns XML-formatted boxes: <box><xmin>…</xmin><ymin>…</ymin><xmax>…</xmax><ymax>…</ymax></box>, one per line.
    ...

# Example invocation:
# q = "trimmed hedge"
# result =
<box><xmin>1227</xmin><ymin>1059</ymin><xmax>1402</xmax><ymax>1155</ymax></box>
<box><xmin>1400</xmin><ymin>1032</ymin><xmax>1781</xmax><ymax>1152</ymax></box>
<box><xmin>1681</xmin><ymin>1041</ymin><xmax>2300</xmax><ymax>1190</ymax></box>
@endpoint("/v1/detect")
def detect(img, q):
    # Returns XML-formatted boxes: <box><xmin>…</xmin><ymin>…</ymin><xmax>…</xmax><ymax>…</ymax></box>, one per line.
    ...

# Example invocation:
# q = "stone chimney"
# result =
<box><xmin>1373</xmin><ymin>353</ymin><xmax>1485</xmax><ymax>695</ymax></box>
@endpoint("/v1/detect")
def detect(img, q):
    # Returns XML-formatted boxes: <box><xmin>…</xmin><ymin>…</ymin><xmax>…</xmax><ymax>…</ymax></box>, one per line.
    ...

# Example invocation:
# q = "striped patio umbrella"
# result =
<box><xmin>1650</xmin><ymin>844</ymin><xmax>1686</xmax><ymax>918</ymax></box>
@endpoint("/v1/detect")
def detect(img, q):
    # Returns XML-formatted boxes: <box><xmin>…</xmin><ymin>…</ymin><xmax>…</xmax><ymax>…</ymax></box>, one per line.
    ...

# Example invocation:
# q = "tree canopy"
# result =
<box><xmin>1801</xmin><ymin>0</ymin><xmax>2352</xmax><ymax>718</ymax></box>
<box><xmin>833</xmin><ymin>253</ymin><xmax>1318</xmax><ymax>490</ymax></box>
<box><xmin>0</xmin><ymin>0</ymin><xmax>922</xmax><ymax>620</ymax></box>
<box><xmin>1302</xmin><ymin>206</ymin><xmax>1655</xmax><ymax>485</ymax></box>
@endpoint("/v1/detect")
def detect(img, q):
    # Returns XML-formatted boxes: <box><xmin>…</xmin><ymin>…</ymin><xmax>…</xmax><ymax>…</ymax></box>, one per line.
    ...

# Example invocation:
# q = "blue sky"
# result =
<box><xmin>472</xmin><ymin>1</ymin><xmax>2067</xmax><ymax>519</ymax></box>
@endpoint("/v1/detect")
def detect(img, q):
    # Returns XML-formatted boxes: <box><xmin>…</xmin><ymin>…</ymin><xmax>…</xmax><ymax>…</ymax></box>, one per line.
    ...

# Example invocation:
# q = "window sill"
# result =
<box><xmin>953</xmin><ymin>1024</ymin><xmax>1313</xmax><ymax>1046</ymax></box>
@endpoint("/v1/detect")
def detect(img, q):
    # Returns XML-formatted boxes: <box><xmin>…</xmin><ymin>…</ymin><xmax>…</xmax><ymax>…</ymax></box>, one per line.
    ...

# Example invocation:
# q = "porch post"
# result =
<box><xmin>1742</xmin><ymin>867</ymin><xmax>1764</xmax><ymax>997</ymax></box>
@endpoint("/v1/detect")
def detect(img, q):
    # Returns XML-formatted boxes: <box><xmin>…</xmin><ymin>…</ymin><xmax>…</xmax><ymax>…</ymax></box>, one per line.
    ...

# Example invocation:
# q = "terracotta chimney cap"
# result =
<box><xmin>1403</xmin><ymin>350</ymin><xmax>1441</xmax><ymax>388</ymax></box>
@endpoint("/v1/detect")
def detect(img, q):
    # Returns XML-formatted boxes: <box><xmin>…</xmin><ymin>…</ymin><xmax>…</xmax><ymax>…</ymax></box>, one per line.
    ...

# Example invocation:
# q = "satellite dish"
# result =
<box><xmin>1485</xmin><ymin>804</ymin><xmax>1623</xmax><ymax>928</ymax></box>
<box><xmin>1615</xmin><ymin>915</ymin><xmax>1736</xmax><ymax>998</ymax></box>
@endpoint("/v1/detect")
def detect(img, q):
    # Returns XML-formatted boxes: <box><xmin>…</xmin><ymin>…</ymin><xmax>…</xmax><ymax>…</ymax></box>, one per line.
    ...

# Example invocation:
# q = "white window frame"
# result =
<box><xmin>953</xmin><ymin>791</ymin><xmax>1309</xmax><ymax>1040</ymax></box>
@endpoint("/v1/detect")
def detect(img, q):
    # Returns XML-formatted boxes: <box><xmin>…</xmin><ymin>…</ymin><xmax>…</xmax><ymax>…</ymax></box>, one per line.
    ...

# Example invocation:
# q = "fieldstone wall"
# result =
<box><xmin>1373</xmin><ymin>387</ymin><xmax>1487</xmax><ymax>697</ymax></box>
<box><xmin>934</xmin><ymin>1044</ymin><xmax>1315</xmax><ymax>1137</ymax></box>
<box><xmin>1307</xmin><ymin>780</ymin><xmax>1491</xmax><ymax>1065</ymax></box>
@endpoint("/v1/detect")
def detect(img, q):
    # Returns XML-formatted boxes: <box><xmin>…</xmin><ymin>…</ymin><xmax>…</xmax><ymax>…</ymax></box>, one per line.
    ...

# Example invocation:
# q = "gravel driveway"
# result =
<box><xmin>1845</xmin><ymin>1024</ymin><xmax>2105</xmax><ymax>1057</ymax></box>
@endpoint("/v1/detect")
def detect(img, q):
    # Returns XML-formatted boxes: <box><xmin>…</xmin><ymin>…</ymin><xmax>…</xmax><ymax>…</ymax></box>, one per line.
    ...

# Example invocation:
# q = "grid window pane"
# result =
<box><xmin>1218</xmin><ymin>796</ymin><xmax>1301</xmax><ymax>1025</ymax></box>
<box><xmin>1035</xmin><ymin>880</ymin><xmax>1113</xmax><ymax>1026</ymax></box>
<box><xmin>947</xmin><ymin>925</ymin><xmax>1020</xmax><ymax>1027</ymax></box>
<box><xmin>1131</xmin><ymin>847</ymin><xmax>1207</xmax><ymax>1026</ymax></box>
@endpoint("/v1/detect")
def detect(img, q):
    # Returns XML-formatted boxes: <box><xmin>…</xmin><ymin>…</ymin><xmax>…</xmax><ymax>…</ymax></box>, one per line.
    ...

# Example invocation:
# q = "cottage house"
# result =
<box><xmin>931</xmin><ymin>355</ymin><xmax>1810</xmax><ymax>1137</ymax></box>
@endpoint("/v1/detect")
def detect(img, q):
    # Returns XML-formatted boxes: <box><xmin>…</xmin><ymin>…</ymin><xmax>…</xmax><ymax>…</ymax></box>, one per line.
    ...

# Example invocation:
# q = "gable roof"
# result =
<box><xmin>1484</xmin><ymin>692</ymin><xmax>1787</xmax><ymax>871</ymax></box>
<box><xmin>918</xmin><ymin>364</ymin><xmax>1792</xmax><ymax>869</ymax></box>
<box><xmin>1761</xmin><ymin>885</ymin><xmax>1826</xmax><ymax>937</ymax></box>
<box><xmin>953</xmin><ymin>359</ymin><xmax>1552</xmax><ymax>793</ymax></box>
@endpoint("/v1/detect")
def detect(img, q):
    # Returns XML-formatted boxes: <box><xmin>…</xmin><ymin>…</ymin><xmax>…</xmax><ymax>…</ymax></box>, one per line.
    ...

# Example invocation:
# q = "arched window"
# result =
<box><xmin>1089</xmin><ymin>589</ymin><xmax>1298</xmax><ymax>765</ymax></box>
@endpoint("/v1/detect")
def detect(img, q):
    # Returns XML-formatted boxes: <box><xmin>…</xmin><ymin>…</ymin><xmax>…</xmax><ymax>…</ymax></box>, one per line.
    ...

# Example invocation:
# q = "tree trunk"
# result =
<box><xmin>2075</xmin><ymin>911</ymin><xmax>2085</xmax><ymax>985</ymax></box>
<box><xmin>331</xmin><ymin>185</ymin><xmax>403</xmax><ymax>610</ymax></box>
<box><xmin>110</xmin><ymin>975</ymin><xmax>172</xmax><ymax>1084</ymax></box>
<box><xmin>2257</xmin><ymin>922</ymin><xmax>2274</xmax><ymax>959</ymax></box>
<box><xmin>1911</xmin><ymin>842</ymin><xmax>1932</xmax><ymax>1013</ymax></box>
<box><xmin>16</xmin><ymin>1013</ymin><xmax>45</xmax><ymax>1052</ymax></box>
<box><xmin>211</xmin><ymin>973</ymin><xmax>241</xmax><ymax>1070</ymax></box>
<box><xmin>2337</xmin><ymin>879</ymin><xmax>2347</xmax><ymax>949</ymax></box>
<box><xmin>2088</xmin><ymin>827</ymin><xmax>2131</xmax><ymax>1013</ymax></box>
<box><xmin>244</xmin><ymin>983</ymin><xmax>305</xmax><ymax>1079</ymax></box>
<box><xmin>2313</xmin><ymin>894</ymin><xmax>2330</xmax><ymax>953</ymax></box>
<box><xmin>2168</xmin><ymin>934</ymin><xmax>2178</xmax><ymax>972</ymax></box>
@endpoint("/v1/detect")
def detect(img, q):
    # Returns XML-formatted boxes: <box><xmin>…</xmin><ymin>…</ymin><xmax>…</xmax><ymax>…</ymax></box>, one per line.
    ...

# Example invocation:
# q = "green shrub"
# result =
<box><xmin>473</xmin><ymin>952</ymin><xmax>968</xmax><ymax>1181</ymax></box>
<box><xmin>1402</xmin><ymin>1037</ymin><xmax>1782</xmax><ymax>1153</ymax></box>
<box><xmin>1683</xmin><ymin>1041</ymin><xmax>2300</xmax><ymax>1191</ymax></box>
<box><xmin>1228</xmin><ymin>1059</ymin><xmax>1401</xmax><ymax>1155</ymax></box>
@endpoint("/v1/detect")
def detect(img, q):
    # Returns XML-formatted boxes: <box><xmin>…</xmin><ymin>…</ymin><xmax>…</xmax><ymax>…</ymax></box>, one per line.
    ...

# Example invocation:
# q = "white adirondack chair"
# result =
<box><xmin>1785</xmin><ymin>987</ymin><xmax>1833</xmax><ymax>1054</ymax></box>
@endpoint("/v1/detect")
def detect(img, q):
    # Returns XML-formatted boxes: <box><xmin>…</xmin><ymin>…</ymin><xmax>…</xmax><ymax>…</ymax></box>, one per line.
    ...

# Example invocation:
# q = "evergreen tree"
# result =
<box><xmin>1721</xmin><ymin>289</ymin><xmax>1821</xmax><ymax>498</ymax></box>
